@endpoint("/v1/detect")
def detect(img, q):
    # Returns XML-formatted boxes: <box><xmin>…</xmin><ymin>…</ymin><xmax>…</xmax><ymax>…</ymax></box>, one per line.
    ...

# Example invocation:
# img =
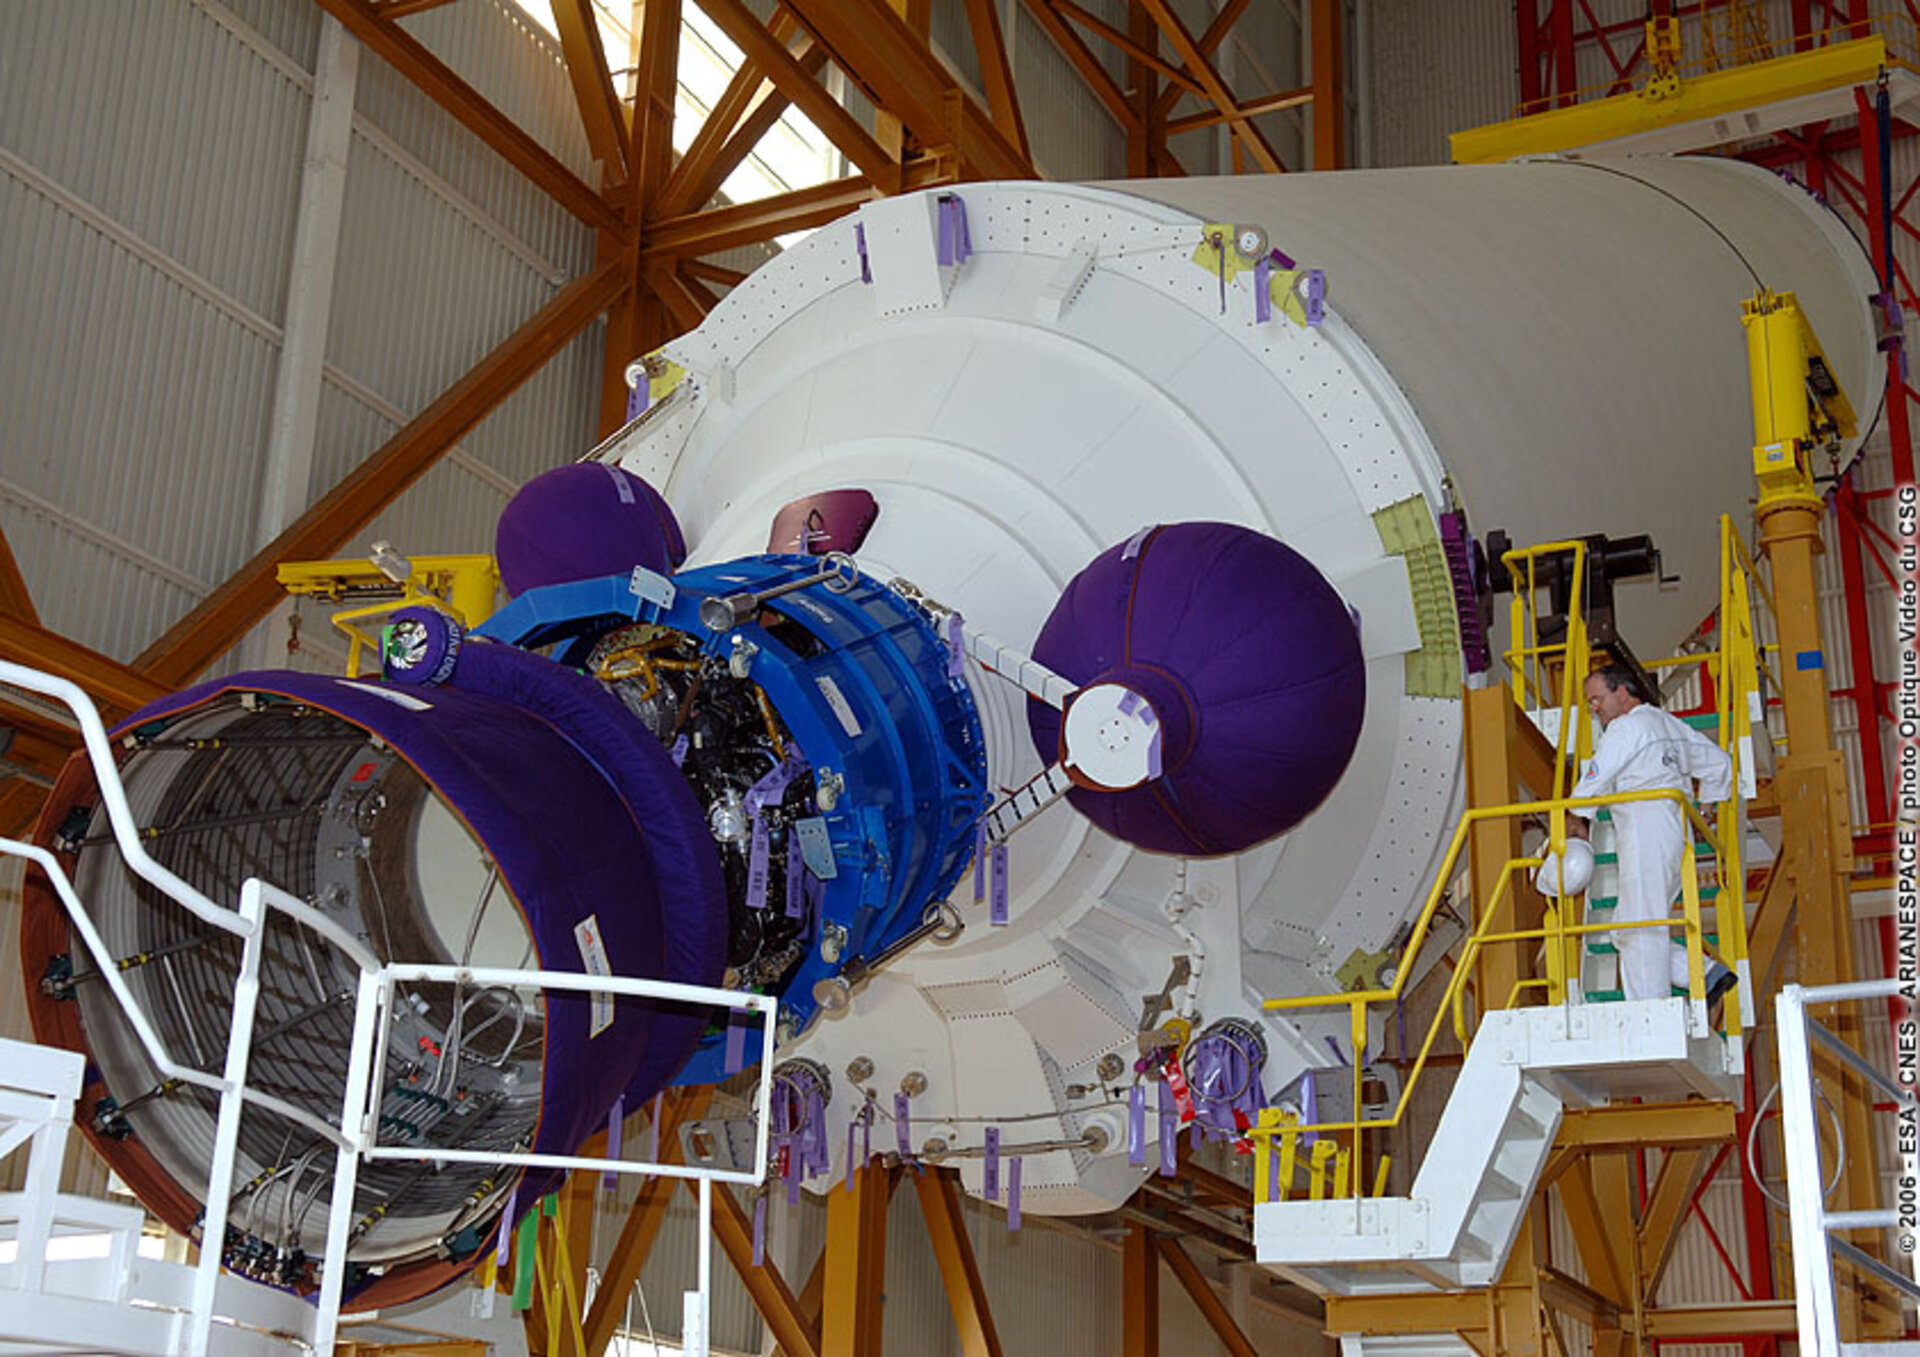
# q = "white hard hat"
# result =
<box><xmin>1532</xmin><ymin>838</ymin><xmax>1596</xmax><ymax>897</ymax></box>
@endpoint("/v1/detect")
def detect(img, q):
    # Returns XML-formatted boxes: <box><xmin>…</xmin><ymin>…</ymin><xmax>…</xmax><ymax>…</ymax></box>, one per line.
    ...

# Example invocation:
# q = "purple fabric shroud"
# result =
<box><xmin>495</xmin><ymin>463</ymin><xmax>687</xmax><ymax>597</ymax></box>
<box><xmin>1026</xmin><ymin>522</ymin><xmax>1366</xmax><ymax>856</ymax></box>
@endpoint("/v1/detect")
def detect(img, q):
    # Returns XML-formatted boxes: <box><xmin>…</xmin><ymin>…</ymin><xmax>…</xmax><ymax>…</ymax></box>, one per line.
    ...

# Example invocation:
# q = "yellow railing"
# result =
<box><xmin>1251</xmin><ymin>516</ymin><xmax>1770</xmax><ymax>1207</ymax></box>
<box><xmin>276</xmin><ymin>552</ymin><xmax>501</xmax><ymax>676</ymax></box>
<box><xmin>1251</xmin><ymin>788</ymin><xmax>1736</xmax><ymax>1204</ymax></box>
<box><xmin>1502</xmin><ymin>539</ymin><xmax>1593</xmax><ymax>799</ymax></box>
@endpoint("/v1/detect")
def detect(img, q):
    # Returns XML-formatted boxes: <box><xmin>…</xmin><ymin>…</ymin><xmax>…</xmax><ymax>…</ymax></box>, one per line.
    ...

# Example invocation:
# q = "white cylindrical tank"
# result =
<box><xmin>607</xmin><ymin>159</ymin><xmax>1877</xmax><ymax>1213</ymax></box>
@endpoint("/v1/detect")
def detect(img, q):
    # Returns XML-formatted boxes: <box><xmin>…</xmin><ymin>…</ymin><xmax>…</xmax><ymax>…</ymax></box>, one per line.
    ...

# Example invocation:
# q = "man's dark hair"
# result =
<box><xmin>1590</xmin><ymin>661</ymin><xmax>1658</xmax><ymax>707</ymax></box>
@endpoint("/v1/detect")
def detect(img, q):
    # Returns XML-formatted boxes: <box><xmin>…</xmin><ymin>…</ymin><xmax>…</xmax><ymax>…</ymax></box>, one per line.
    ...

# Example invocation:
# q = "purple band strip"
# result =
<box><xmin>671</xmin><ymin>734</ymin><xmax>689</xmax><ymax>767</ymax></box>
<box><xmin>753</xmin><ymin>1192</ymin><xmax>767</xmax><ymax>1268</ymax></box>
<box><xmin>1118</xmin><ymin>690</ymin><xmax>1141</xmax><ymax>716</ymax></box>
<box><xmin>983</xmin><ymin>1126</ymin><xmax>1000</xmax><ymax>1202</ymax></box>
<box><xmin>1129</xmin><ymin>1085</ymin><xmax>1146</xmax><ymax>1166</ymax></box>
<box><xmin>855</xmin><ymin>221</ymin><xmax>871</xmax><ymax>284</ymax></box>
<box><xmin>1146</xmin><ymin>728</ymin><xmax>1163</xmax><ymax>779</ymax></box>
<box><xmin>1008</xmin><ymin>1157</ymin><xmax>1022</xmax><ymax>1231</ymax></box>
<box><xmin>974</xmin><ymin>821</ymin><xmax>987</xmax><ymax>902</ymax></box>
<box><xmin>626</xmin><ymin>381</ymin><xmax>647</xmax><ymax>423</ymax></box>
<box><xmin>947</xmin><ymin>612</ymin><xmax>965</xmax><ymax>679</ymax></box>
<box><xmin>1158</xmin><ymin>1079</ymin><xmax>1177</xmax><ymax>1177</ymax></box>
<box><xmin>495</xmin><ymin>1185</ymin><xmax>518</xmax><ymax>1267</ymax></box>
<box><xmin>990</xmin><ymin>843</ymin><xmax>1009</xmax><ymax>926</ymax></box>
<box><xmin>1270</xmin><ymin>246</ymin><xmax>1296</xmax><ymax>270</ymax></box>
<box><xmin>1301</xmin><ymin>1071</ymin><xmax>1317</xmax><ymax>1146</ymax></box>
<box><xmin>748</xmin><ymin>817</ymin><xmax>770</xmax><ymax>911</ymax></box>
<box><xmin>725</xmin><ymin>1016</ymin><xmax>747</xmax><ymax>1074</ymax></box>
<box><xmin>895</xmin><ymin>1092</ymin><xmax>911</xmax><ymax>1157</ymax></box>
<box><xmin>806</xmin><ymin>1090</ymin><xmax>827</xmax><ymax>1174</ymax></box>
<box><xmin>785</xmin><ymin>835</ymin><xmax>806</xmax><ymax>919</ymax></box>
<box><xmin>603</xmin><ymin>1095</ymin><xmax>624</xmax><ymax>1189</ymax></box>
<box><xmin>1254</xmin><ymin>254</ymin><xmax>1273</xmax><ymax>324</ymax></box>
<box><xmin>787</xmin><ymin>1145</ymin><xmax>801</xmax><ymax>1206</ymax></box>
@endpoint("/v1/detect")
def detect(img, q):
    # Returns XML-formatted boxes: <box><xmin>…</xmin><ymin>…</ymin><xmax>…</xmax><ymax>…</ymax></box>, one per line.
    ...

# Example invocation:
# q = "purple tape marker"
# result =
<box><xmin>603</xmin><ymin>1095</ymin><xmax>624</xmax><ymax>1190</ymax></box>
<box><xmin>786</xmin><ymin>835</ymin><xmax>806</xmax><ymax>919</ymax></box>
<box><xmin>1301</xmin><ymin>1071</ymin><xmax>1317</xmax><ymax>1146</ymax></box>
<box><xmin>670</xmin><ymin>734</ymin><xmax>689</xmax><ymax>767</ymax></box>
<box><xmin>786</xmin><ymin>1143</ymin><xmax>801</xmax><ymax>1206</ymax></box>
<box><xmin>747</xmin><ymin>817</ymin><xmax>770</xmax><ymax>910</ymax></box>
<box><xmin>1146</xmin><ymin>727</ymin><xmax>1163</xmax><ymax>779</ymax></box>
<box><xmin>1254</xmin><ymin>253</ymin><xmax>1273</xmax><ymax>323</ymax></box>
<box><xmin>1158</xmin><ymin>1079</ymin><xmax>1177</xmax><ymax>1177</ymax></box>
<box><xmin>1270</xmin><ymin>245</ymin><xmax>1297</xmax><ymax>270</ymax></box>
<box><xmin>845</xmin><ymin>1121</ymin><xmax>857</xmax><ymax>1193</ymax></box>
<box><xmin>895</xmin><ymin>1091</ymin><xmax>911</xmax><ymax>1157</ymax></box>
<box><xmin>495</xmin><ymin>1185</ymin><xmax>518</xmax><ymax>1267</ymax></box>
<box><xmin>983</xmin><ymin>1126</ymin><xmax>1000</xmax><ymax>1202</ymax></box>
<box><xmin>753</xmin><ymin>1192</ymin><xmax>767</xmax><ymax>1267</ymax></box>
<box><xmin>1121</xmin><ymin>525</ymin><xmax>1153</xmax><ymax>561</ymax></box>
<box><xmin>855</xmin><ymin>221</ymin><xmax>871</xmax><ymax>284</ymax></box>
<box><xmin>1008</xmin><ymin>1157</ymin><xmax>1022</xmax><ymax>1232</ymax></box>
<box><xmin>1129</xmin><ymin>1085</ymin><xmax>1146</xmax><ymax>1166</ymax></box>
<box><xmin>947</xmin><ymin>612</ymin><xmax>965</xmax><ymax>679</ymax></box>
<box><xmin>627</xmin><ymin>381</ymin><xmax>647</xmax><ymax>423</ymax></box>
<box><xmin>725</xmin><ymin>1016</ymin><xmax>747</xmax><ymax>1075</ymax></box>
<box><xmin>990</xmin><ymin>843</ymin><xmax>1009</xmax><ymax>926</ymax></box>
<box><xmin>974</xmin><ymin>821</ymin><xmax>987</xmax><ymax>902</ymax></box>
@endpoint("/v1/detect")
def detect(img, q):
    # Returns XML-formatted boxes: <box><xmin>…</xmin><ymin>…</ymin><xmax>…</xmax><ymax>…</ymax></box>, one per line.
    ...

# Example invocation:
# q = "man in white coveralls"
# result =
<box><xmin>1569</xmin><ymin>664</ymin><xmax>1738</xmax><ymax>1008</ymax></box>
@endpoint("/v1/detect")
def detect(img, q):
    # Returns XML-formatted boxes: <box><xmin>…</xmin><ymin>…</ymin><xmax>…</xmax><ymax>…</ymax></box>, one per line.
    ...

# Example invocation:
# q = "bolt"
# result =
<box><xmin>899</xmin><ymin>1069</ymin><xmax>927</xmax><ymax>1097</ymax></box>
<box><xmin>847</xmin><ymin>1056</ymin><xmax>874</xmax><ymax>1083</ymax></box>
<box><xmin>820</xmin><ymin>923</ymin><xmax>848</xmax><ymax>964</ymax></box>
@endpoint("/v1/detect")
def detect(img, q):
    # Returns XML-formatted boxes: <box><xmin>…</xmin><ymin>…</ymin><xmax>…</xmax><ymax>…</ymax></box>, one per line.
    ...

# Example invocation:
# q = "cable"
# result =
<box><xmin>1745</xmin><ymin>1078</ymin><xmax>1847</xmax><ymax>1209</ymax></box>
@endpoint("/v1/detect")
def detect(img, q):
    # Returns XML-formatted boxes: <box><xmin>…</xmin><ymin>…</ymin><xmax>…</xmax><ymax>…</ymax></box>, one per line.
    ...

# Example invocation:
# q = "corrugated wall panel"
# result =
<box><xmin>1366</xmin><ymin>0</ymin><xmax>1516</xmax><ymax>167</ymax></box>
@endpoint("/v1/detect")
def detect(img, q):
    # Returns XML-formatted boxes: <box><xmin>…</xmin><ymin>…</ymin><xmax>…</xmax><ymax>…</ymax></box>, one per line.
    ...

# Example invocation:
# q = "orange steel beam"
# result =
<box><xmin>374</xmin><ymin>0</ymin><xmax>462</xmax><ymax>16</ymax></box>
<box><xmin>783</xmin><ymin>0</ymin><xmax>1035</xmax><ymax>179</ymax></box>
<box><xmin>315</xmin><ymin>0</ymin><xmax>622</xmax><ymax>234</ymax></box>
<box><xmin>698</xmin><ymin>0</ymin><xmax>899</xmax><ymax>191</ymax></box>
<box><xmin>1153</xmin><ymin>1237</ymin><xmax>1256</xmax><ymax>1357</ymax></box>
<box><xmin>771</xmin><ymin>1235</ymin><xmax>828</xmax><ymax>1357</ymax></box>
<box><xmin>642</xmin><ymin>176</ymin><xmax>876</xmax><ymax>259</ymax></box>
<box><xmin>552</xmin><ymin>0</ymin><xmax>631</xmax><ymax>183</ymax></box>
<box><xmin>911</xmin><ymin>1168</ymin><xmax>1003</xmax><ymax>1357</ymax></box>
<box><xmin>134</xmin><ymin>257</ymin><xmax>628</xmax><ymax>688</ymax></box>
<box><xmin>821</xmin><ymin>1162</ymin><xmax>890</xmax><ymax>1357</ymax></box>
<box><xmin>1017</xmin><ymin>0</ymin><xmax>1140</xmax><ymax>135</ymax></box>
<box><xmin>640</xmin><ymin>258</ymin><xmax>717</xmax><ymax>331</ymax></box>
<box><xmin>1052</xmin><ymin>0</ymin><xmax>1205</xmax><ymax>96</ymax></box>
<box><xmin>682</xmin><ymin>258</ymin><xmax>747</xmax><ymax>287</ymax></box>
<box><xmin>1125</xmin><ymin>2</ymin><xmax>1156</xmax><ymax>177</ymax></box>
<box><xmin>1166</xmin><ymin>85</ymin><xmax>1313</xmax><ymax>135</ymax></box>
<box><xmin>1309</xmin><ymin>0</ymin><xmax>1345</xmax><ymax>169</ymax></box>
<box><xmin>0</xmin><ymin>613</ymin><xmax>170</xmax><ymax>715</ymax></box>
<box><xmin>582</xmin><ymin>1087</ymin><xmax>712</xmax><ymax>1355</ymax></box>
<box><xmin>654</xmin><ymin>12</ymin><xmax>820</xmax><ymax>219</ymax></box>
<box><xmin>1123</xmin><ymin>1222</ymin><xmax>1159</xmax><ymax>1357</ymax></box>
<box><xmin>1136</xmin><ymin>0</ymin><xmax>1285</xmax><ymax>173</ymax></box>
<box><xmin>962</xmin><ymin>0</ymin><xmax>1029</xmax><ymax>163</ymax></box>
<box><xmin>0</xmin><ymin>526</ymin><xmax>39</xmax><ymax>623</ymax></box>
<box><xmin>701</xmin><ymin>1180</ymin><xmax>822</xmax><ymax>1357</ymax></box>
<box><xmin>1151</xmin><ymin>0</ymin><xmax>1249</xmax><ymax>121</ymax></box>
<box><xmin>0</xmin><ymin>780</ymin><xmax>48</xmax><ymax>839</ymax></box>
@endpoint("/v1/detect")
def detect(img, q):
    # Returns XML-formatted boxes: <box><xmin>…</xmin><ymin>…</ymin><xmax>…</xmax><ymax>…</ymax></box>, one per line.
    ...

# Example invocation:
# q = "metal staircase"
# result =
<box><xmin>1254</xmin><ymin>997</ymin><xmax>1741</xmax><ymax>1295</ymax></box>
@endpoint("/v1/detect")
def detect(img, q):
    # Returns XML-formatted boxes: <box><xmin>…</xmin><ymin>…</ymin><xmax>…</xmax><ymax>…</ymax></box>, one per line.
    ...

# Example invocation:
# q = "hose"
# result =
<box><xmin>1745</xmin><ymin>1078</ymin><xmax>1846</xmax><ymax>1209</ymax></box>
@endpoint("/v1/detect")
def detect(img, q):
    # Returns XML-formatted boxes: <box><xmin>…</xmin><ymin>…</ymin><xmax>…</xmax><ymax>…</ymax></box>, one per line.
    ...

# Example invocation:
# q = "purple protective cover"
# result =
<box><xmin>766</xmin><ymin>489</ymin><xmax>879</xmax><ymax>555</ymax></box>
<box><xmin>495</xmin><ymin>463</ymin><xmax>687</xmax><ymax>597</ymax></box>
<box><xmin>1026</xmin><ymin>521</ymin><xmax>1366</xmax><ymax>856</ymax></box>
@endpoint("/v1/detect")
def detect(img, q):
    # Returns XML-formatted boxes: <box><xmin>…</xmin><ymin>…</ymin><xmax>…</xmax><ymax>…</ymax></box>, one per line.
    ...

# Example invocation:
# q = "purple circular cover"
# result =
<box><xmin>1027</xmin><ymin>522</ymin><xmax>1366</xmax><ymax>856</ymax></box>
<box><xmin>495</xmin><ymin>463</ymin><xmax>687</xmax><ymax>597</ymax></box>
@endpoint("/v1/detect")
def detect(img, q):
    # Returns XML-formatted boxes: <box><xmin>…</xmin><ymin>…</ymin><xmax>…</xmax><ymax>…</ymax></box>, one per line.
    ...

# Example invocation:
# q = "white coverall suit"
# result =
<box><xmin>1569</xmin><ymin>705</ymin><xmax>1734</xmax><ymax>1001</ymax></box>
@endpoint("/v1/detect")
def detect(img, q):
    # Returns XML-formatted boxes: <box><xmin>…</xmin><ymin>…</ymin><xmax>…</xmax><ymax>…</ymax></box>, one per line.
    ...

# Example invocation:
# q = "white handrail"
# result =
<box><xmin>0</xmin><ymin>661</ymin><xmax>777</xmax><ymax>1357</ymax></box>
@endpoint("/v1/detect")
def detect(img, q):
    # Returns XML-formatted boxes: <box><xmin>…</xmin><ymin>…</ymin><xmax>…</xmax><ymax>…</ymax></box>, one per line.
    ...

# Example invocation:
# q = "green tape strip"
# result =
<box><xmin>1371</xmin><ymin>497</ymin><xmax>1462</xmax><ymax>699</ymax></box>
<box><xmin>511</xmin><ymin>1208</ymin><xmax>539</xmax><ymax>1310</ymax></box>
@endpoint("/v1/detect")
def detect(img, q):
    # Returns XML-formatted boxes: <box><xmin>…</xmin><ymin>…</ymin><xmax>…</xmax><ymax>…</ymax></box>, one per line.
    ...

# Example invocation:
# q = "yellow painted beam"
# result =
<box><xmin>1451</xmin><ymin>37</ymin><xmax>1890</xmax><ymax>164</ymax></box>
<box><xmin>1554</xmin><ymin>1101</ymin><xmax>1737</xmax><ymax>1151</ymax></box>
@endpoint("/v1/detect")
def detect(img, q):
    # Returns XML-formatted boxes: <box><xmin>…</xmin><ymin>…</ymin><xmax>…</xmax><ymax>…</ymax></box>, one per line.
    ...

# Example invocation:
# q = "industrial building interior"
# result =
<box><xmin>2</xmin><ymin>1</ymin><xmax>1920</xmax><ymax>1354</ymax></box>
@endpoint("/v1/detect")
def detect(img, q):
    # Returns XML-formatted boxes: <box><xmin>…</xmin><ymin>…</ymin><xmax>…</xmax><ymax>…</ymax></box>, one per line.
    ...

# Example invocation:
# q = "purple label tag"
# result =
<box><xmin>603</xmin><ymin>1095</ymin><xmax>624</xmax><ymax>1189</ymax></box>
<box><xmin>495</xmin><ymin>1185</ymin><xmax>518</xmax><ymax>1267</ymax></box>
<box><xmin>753</xmin><ymin>1192</ymin><xmax>767</xmax><ymax>1267</ymax></box>
<box><xmin>937</xmin><ymin>194</ymin><xmax>972</xmax><ymax>266</ymax></box>
<box><xmin>670</xmin><ymin>734</ymin><xmax>689</xmax><ymax>767</ymax></box>
<box><xmin>725</xmin><ymin>1015</ymin><xmax>747</xmax><ymax>1074</ymax></box>
<box><xmin>895</xmin><ymin>1092</ymin><xmax>911</xmax><ymax>1157</ymax></box>
<box><xmin>806</xmin><ymin>1089</ymin><xmax>827</xmax><ymax>1175</ymax></box>
<box><xmin>1270</xmin><ymin>246</ymin><xmax>1297</xmax><ymax>270</ymax></box>
<box><xmin>627</xmin><ymin>382</ymin><xmax>647</xmax><ymax>422</ymax></box>
<box><xmin>1117</xmin><ymin>690</ymin><xmax>1141</xmax><ymax>716</ymax></box>
<box><xmin>1301</xmin><ymin>268</ymin><xmax>1326</xmax><ymax>326</ymax></box>
<box><xmin>1254</xmin><ymin>253</ymin><xmax>1274</xmax><ymax>323</ymax></box>
<box><xmin>974</xmin><ymin>821</ymin><xmax>987</xmax><ymax>902</ymax></box>
<box><xmin>1007</xmin><ymin>1157</ymin><xmax>1022</xmax><ymax>1232</ymax></box>
<box><xmin>947</xmin><ymin>612</ymin><xmax>965</xmax><ymax>679</ymax></box>
<box><xmin>990</xmin><ymin>843</ymin><xmax>1009</xmax><ymax>926</ymax></box>
<box><xmin>747</xmin><ymin>817</ymin><xmax>770</xmax><ymax>911</ymax></box>
<box><xmin>983</xmin><ymin>1126</ymin><xmax>1000</xmax><ymax>1201</ymax></box>
<box><xmin>855</xmin><ymin>221</ymin><xmax>871</xmax><ymax>284</ymax></box>
<box><xmin>1158</xmin><ymin>1079</ymin><xmax>1177</xmax><ymax>1177</ymax></box>
<box><xmin>1129</xmin><ymin>1085</ymin><xmax>1146</xmax><ymax>1166</ymax></box>
<box><xmin>785</xmin><ymin>835</ymin><xmax>806</xmax><ymax>919</ymax></box>
<box><xmin>1146</xmin><ymin>728</ymin><xmax>1163</xmax><ymax>779</ymax></box>
<box><xmin>1301</xmin><ymin>1071</ymin><xmax>1317</xmax><ymax>1146</ymax></box>
<box><xmin>606</xmin><ymin>463</ymin><xmax>636</xmax><ymax>504</ymax></box>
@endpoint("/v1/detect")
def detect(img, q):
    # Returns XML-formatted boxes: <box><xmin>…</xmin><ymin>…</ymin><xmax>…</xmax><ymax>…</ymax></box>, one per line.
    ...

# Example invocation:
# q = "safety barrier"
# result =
<box><xmin>0</xmin><ymin>658</ymin><xmax>774</xmax><ymax>1357</ymax></box>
